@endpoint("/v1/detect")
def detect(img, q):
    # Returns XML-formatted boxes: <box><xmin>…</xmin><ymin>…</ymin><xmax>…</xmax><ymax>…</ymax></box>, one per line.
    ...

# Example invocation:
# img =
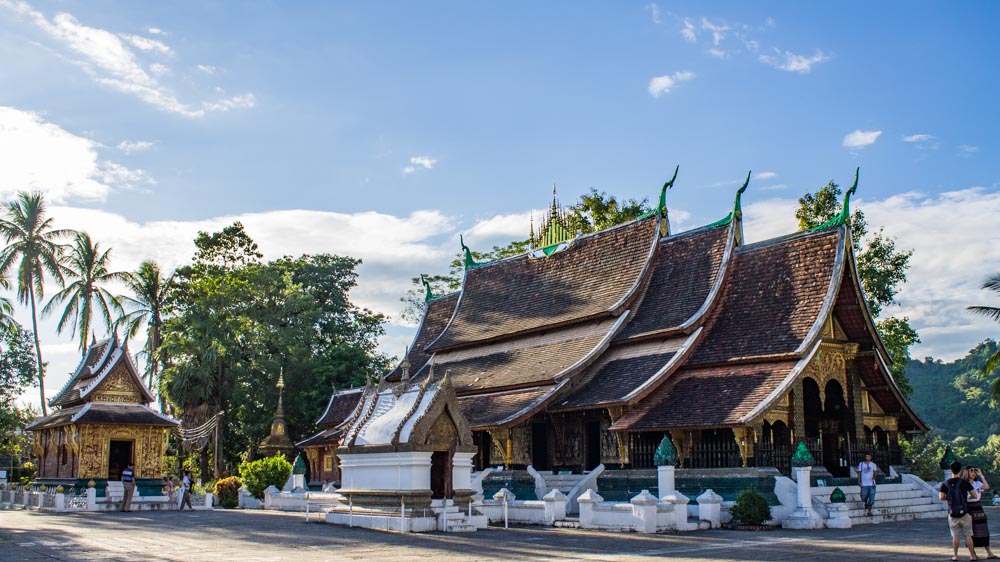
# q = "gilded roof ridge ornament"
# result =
<box><xmin>811</xmin><ymin>167</ymin><xmax>860</xmax><ymax>231</ymax></box>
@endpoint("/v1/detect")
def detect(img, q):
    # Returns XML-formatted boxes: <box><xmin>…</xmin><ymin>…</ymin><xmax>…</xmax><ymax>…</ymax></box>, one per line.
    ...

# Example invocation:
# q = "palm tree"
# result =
<box><xmin>116</xmin><ymin>260</ymin><xmax>175</xmax><ymax>392</ymax></box>
<box><xmin>0</xmin><ymin>192</ymin><xmax>73</xmax><ymax>415</ymax></box>
<box><xmin>0</xmin><ymin>277</ymin><xmax>19</xmax><ymax>336</ymax></box>
<box><xmin>42</xmin><ymin>232</ymin><xmax>127</xmax><ymax>354</ymax></box>
<box><xmin>968</xmin><ymin>273</ymin><xmax>1000</xmax><ymax>399</ymax></box>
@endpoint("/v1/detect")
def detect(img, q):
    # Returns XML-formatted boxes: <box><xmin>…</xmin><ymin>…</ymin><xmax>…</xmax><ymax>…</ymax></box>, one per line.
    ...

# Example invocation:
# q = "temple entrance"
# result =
<box><xmin>472</xmin><ymin>431</ymin><xmax>491</xmax><ymax>471</ymax></box>
<box><xmin>584</xmin><ymin>421</ymin><xmax>601</xmax><ymax>470</ymax></box>
<box><xmin>430</xmin><ymin>451</ymin><xmax>452</xmax><ymax>499</ymax></box>
<box><xmin>531</xmin><ymin>421</ymin><xmax>551</xmax><ymax>471</ymax></box>
<box><xmin>822</xmin><ymin>380</ymin><xmax>849</xmax><ymax>476</ymax></box>
<box><xmin>108</xmin><ymin>440</ymin><xmax>133</xmax><ymax>481</ymax></box>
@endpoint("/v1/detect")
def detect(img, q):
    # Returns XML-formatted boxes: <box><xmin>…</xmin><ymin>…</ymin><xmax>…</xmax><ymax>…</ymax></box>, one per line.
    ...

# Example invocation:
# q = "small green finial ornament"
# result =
<box><xmin>293</xmin><ymin>452</ymin><xmax>308</xmax><ymax>475</ymax></box>
<box><xmin>654</xmin><ymin>435</ymin><xmax>679</xmax><ymax>467</ymax></box>
<box><xmin>830</xmin><ymin>487</ymin><xmax>846</xmax><ymax>503</ymax></box>
<box><xmin>791</xmin><ymin>442</ymin><xmax>815</xmax><ymax>467</ymax></box>
<box><xmin>939</xmin><ymin>445</ymin><xmax>958</xmax><ymax>470</ymax></box>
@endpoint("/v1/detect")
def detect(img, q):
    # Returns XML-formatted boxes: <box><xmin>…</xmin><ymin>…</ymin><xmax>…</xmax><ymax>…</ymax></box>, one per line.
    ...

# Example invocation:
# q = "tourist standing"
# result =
<box><xmin>120</xmin><ymin>463</ymin><xmax>135</xmax><ymax>512</ymax></box>
<box><xmin>857</xmin><ymin>453</ymin><xmax>878</xmax><ymax>516</ymax></box>
<box><xmin>179</xmin><ymin>471</ymin><xmax>194</xmax><ymax>511</ymax></box>
<box><xmin>966</xmin><ymin>467</ymin><xmax>997</xmax><ymax>559</ymax></box>
<box><xmin>940</xmin><ymin>461</ymin><xmax>977</xmax><ymax>561</ymax></box>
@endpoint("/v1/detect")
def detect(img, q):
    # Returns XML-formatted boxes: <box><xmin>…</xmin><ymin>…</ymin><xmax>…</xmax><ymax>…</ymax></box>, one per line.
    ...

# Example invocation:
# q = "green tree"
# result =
<box><xmin>968</xmin><ymin>273</ymin><xmax>1000</xmax><ymax>397</ymax></box>
<box><xmin>0</xmin><ymin>192</ymin><xmax>74</xmax><ymax>415</ymax></box>
<box><xmin>0</xmin><ymin>277</ymin><xmax>19</xmax><ymax>336</ymax></box>
<box><xmin>795</xmin><ymin>180</ymin><xmax>918</xmax><ymax>397</ymax></box>
<box><xmin>0</xmin><ymin>328</ymin><xmax>38</xmax><ymax>457</ymax></box>
<box><xmin>566</xmin><ymin>188</ymin><xmax>650</xmax><ymax>235</ymax></box>
<box><xmin>43</xmin><ymin>232</ymin><xmax>127</xmax><ymax>353</ymax></box>
<box><xmin>162</xmin><ymin>223</ymin><xmax>388</xmax><ymax>476</ymax></box>
<box><xmin>116</xmin><ymin>261</ymin><xmax>175</xmax><ymax>394</ymax></box>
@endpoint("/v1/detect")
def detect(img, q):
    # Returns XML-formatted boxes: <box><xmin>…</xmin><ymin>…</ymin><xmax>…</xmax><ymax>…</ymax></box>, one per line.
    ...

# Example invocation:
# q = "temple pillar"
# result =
<box><xmin>505</xmin><ymin>428</ymin><xmax>513</xmax><ymax>469</ymax></box>
<box><xmin>791</xmin><ymin>379</ymin><xmax>805</xmax><ymax>443</ymax></box>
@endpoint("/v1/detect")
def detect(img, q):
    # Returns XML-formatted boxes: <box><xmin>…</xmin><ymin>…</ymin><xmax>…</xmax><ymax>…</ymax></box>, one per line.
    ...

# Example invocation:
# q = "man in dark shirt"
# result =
<box><xmin>121</xmin><ymin>463</ymin><xmax>135</xmax><ymax>512</ymax></box>
<box><xmin>940</xmin><ymin>461</ymin><xmax>976</xmax><ymax>561</ymax></box>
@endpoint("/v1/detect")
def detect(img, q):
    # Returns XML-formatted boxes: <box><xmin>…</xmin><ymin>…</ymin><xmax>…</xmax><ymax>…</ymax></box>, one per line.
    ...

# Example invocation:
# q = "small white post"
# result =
<box><xmin>400</xmin><ymin>496</ymin><xmax>406</xmax><ymax>533</ymax></box>
<box><xmin>503</xmin><ymin>498</ymin><xmax>508</xmax><ymax>529</ymax></box>
<box><xmin>54</xmin><ymin>492</ymin><xmax>65</xmax><ymax>511</ymax></box>
<box><xmin>305</xmin><ymin>493</ymin><xmax>311</xmax><ymax>522</ymax></box>
<box><xmin>630</xmin><ymin>490</ymin><xmax>660</xmax><ymax>533</ymax></box>
<box><xmin>493</xmin><ymin>488</ymin><xmax>515</xmax><ymax>529</ymax></box>
<box><xmin>696</xmin><ymin>489</ymin><xmax>723</xmax><ymax>529</ymax></box>
<box><xmin>348</xmin><ymin>494</ymin><xmax>353</xmax><ymax>527</ymax></box>
<box><xmin>86</xmin><ymin>487</ymin><xmax>97</xmax><ymax>511</ymax></box>
<box><xmin>783</xmin><ymin>466</ymin><xmax>823</xmax><ymax>529</ymax></box>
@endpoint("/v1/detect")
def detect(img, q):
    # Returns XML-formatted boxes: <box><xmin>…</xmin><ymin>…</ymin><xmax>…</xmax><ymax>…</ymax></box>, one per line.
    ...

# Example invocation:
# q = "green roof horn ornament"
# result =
<box><xmin>657</xmin><ymin>165</ymin><xmax>679</xmax><ymax>236</ymax></box>
<box><xmin>293</xmin><ymin>452</ymin><xmax>308</xmax><ymax>475</ymax></box>
<box><xmin>791</xmin><ymin>441</ymin><xmax>815</xmax><ymax>467</ymax></box>
<box><xmin>707</xmin><ymin>170</ymin><xmax>751</xmax><ymax>229</ymax></box>
<box><xmin>830</xmin><ymin>487</ymin><xmax>846</xmax><ymax>503</ymax></box>
<box><xmin>939</xmin><ymin>445</ymin><xmax>958</xmax><ymax>470</ymax></box>
<box><xmin>420</xmin><ymin>274</ymin><xmax>436</xmax><ymax>302</ymax></box>
<box><xmin>460</xmin><ymin>235</ymin><xmax>481</xmax><ymax>269</ymax></box>
<box><xmin>811</xmin><ymin>167</ymin><xmax>859</xmax><ymax>231</ymax></box>
<box><xmin>654</xmin><ymin>434</ymin><xmax>680</xmax><ymax>467</ymax></box>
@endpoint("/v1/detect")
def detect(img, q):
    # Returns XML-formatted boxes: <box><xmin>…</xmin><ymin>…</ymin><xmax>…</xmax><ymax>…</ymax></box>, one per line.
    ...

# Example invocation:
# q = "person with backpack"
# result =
<box><xmin>940</xmin><ymin>461</ymin><xmax>978</xmax><ymax>561</ymax></box>
<box><xmin>120</xmin><ymin>463</ymin><xmax>135</xmax><ymax>512</ymax></box>
<box><xmin>179</xmin><ymin>471</ymin><xmax>194</xmax><ymax>511</ymax></box>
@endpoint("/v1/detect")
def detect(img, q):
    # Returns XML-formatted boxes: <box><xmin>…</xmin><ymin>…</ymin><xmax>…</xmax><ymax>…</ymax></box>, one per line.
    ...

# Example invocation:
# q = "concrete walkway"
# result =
<box><xmin>0</xmin><ymin>507</ymin><xmax>993</xmax><ymax>561</ymax></box>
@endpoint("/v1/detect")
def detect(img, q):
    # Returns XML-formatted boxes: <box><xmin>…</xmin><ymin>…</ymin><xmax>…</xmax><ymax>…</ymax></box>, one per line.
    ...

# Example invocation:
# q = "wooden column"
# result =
<box><xmin>505</xmin><ymin>428</ymin><xmax>513</xmax><ymax>469</ymax></box>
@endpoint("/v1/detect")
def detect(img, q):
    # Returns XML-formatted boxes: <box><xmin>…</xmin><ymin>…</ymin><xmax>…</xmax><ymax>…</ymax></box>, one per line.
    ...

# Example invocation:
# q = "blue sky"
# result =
<box><xmin>0</xmin><ymin>1</ymin><xmax>998</xmax><ymax>403</ymax></box>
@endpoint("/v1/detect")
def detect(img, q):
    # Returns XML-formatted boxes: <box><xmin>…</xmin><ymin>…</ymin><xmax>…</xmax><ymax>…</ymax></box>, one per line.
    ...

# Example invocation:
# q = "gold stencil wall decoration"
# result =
<box><xmin>93</xmin><ymin>365</ymin><xmax>143</xmax><ymax>404</ymax></box>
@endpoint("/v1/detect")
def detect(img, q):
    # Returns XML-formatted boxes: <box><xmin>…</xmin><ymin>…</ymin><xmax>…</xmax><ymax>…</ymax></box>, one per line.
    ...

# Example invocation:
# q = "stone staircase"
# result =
<box><xmin>439</xmin><ymin>507</ymin><xmax>477</xmax><ymax>532</ymax></box>
<box><xmin>540</xmin><ymin>472</ymin><xmax>587</xmax><ymax>496</ymax></box>
<box><xmin>812</xmin><ymin>481</ymin><xmax>945</xmax><ymax>525</ymax></box>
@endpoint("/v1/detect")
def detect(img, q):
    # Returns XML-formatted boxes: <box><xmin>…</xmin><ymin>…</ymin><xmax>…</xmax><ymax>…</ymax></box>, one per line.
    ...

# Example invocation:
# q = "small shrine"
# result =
<box><xmin>296</xmin><ymin>386</ymin><xmax>363</xmax><ymax>487</ymax></box>
<box><xmin>258</xmin><ymin>370</ymin><xmax>294</xmax><ymax>460</ymax></box>
<box><xmin>26</xmin><ymin>335</ymin><xmax>178</xmax><ymax>495</ymax></box>
<box><xmin>325</xmin><ymin>368</ymin><xmax>480</xmax><ymax>532</ymax></box>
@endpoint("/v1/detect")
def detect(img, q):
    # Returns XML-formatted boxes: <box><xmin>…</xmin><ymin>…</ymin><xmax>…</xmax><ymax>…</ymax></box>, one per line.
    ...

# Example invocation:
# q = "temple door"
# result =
<box><xmin>108</xmin><ymin>440</ymin><xmax>133</xmax><ymax>480</ymax></box>
<box><xmin>430</xmin><ymin>451</ymin><xmax>452</xmax><ymax>499</ymax></box>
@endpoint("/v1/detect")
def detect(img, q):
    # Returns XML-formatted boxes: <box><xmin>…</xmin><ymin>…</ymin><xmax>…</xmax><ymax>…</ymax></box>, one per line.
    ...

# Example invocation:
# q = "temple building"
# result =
<box><xmin>375</xmin><ymin>169</ymin><xmax>925</xmax><ymax>479</ymax></box>
<box><xmin>26</xmin><ymin>335</ymin><xmax>178</xmax><ymax>493</ymax></box>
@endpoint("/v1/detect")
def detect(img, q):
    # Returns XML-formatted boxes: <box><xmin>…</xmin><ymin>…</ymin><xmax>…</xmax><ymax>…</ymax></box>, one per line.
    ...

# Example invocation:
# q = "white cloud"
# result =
<box><xmin>700</xmin><ymin>18</ymin><xmax>731</xmax><ymax>46</ymax></box>
<box><xmin>707</xmin><ymin>48</ymin><xmax>728</xmax><ymax>59</ymax></box>
<box><xmin>754</xmin><ymin>171</ymin><xmax>778</xmax><ymax>180</ymax></box>
<box><xmin>843</xmin><ymin>129</ymin><xmax>882</xmax><ymax>149</ymax></box>
<box><xmin>116</xmin><ymin>140</ymin><xmax>156</xmax><ymax>154</ymax></box>
<box><xmin>958</xmin><ymin>145</ymin><xmax>979</xmax><ymax>158</ymax></box>
<box><xmin>648</xmin><ymin>71</ymin><xmax>695</xmax><ymax>97</ymax></box>
<box><xmin>201</xmin><ymin>93</ymin><xmax>256</xmax><ymax>113</ymax></box>
<box><xmin>903</xmin><ymin>133</ymin><xmax>934</xmax><ymax>143</ymax></box>
<box><xmin>680</xmin><ymin>18</ymin><xmax>697</xmax><ymax>42</ymax></box>
<box><xmin>0</xmin><ymin>0</ymin><xmax>253</xmax><ymax>118</ymax></box>
<box><xmin>119</xmin><ymin>33</ymin><xmax>172</xmax><ymax>55</ymax></box>
<box><xmin>765</xmin><ymin>17</ymin><xmax>776</xmax><ymax>27</ymax></box>
<box><xmin>759</xmin><ymin>49</ymin><xmax>830</xmax><ymax>73</ymax></box>
<box><xmin>402</xmin><ymin>156</ymin><xmax>436</xmax><ymax>174</ymax></box>
<box><xmin>196</xmin><ymin>64</ymin><xmax>216</xmax><ymax>74</ymax></box>
<box><xmin>741</xmin><ymin>188</ymin><xmax>1000</xmax><ymax>361</ymax></box>
<box><xmin>0</xmin><ymin>106</ymin><xmax>152</xmax><ymax>202</ymax></box>
<box><xmin>147</xmin><ymin>27</ymin><xmax>166</xmax><ymax>36</ymax></box>
<box><xmin>148</xmin><ymin>62</ymin><xmax>169</xmax><ymax>76</ymax></box>
<box><xmin>902</xmin><ymin>133</ymin><xmax>939</xmax><ymax>151</ymax></box>
<box><xmin>647</xmin><ymin>3</ymin><xmax>662</xmax><ymax>24</ymax></box>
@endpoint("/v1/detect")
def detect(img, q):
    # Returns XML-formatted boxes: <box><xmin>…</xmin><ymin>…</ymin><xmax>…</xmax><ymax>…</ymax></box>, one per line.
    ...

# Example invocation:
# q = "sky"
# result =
<box><xmin>0</xmin><ymin>1</ymin><xmax>998</xmax><ymax>408</ymax></box>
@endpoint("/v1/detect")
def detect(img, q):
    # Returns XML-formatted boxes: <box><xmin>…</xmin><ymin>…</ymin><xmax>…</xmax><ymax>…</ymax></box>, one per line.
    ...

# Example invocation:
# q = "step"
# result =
<box><xmin>554</xmin><ymin>521</ymin><xmax>581</xmax><ymax>529</ymax></box>
<box><xmin>813</xmin><ymin>483</ymin><xmax>917</xmax><ymax>495</ymax></box>
<box><xmin>834</xmin><ymin>497</ymin><xmax>941</xmax><ymax>511</ymax></box>
<box><xmin>815</xmin><ymin>489</ymin><xmax>929</xmax><ymax>503</ymax></box>
<box><xmin>847</xmin><ymin>503</ymin><xmax>944</xmax><ymax>518</ymax></box>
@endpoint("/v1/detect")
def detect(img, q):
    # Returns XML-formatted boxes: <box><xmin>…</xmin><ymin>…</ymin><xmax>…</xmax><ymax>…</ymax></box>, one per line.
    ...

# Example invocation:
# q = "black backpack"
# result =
<box><xmin>947</xmin><ymin>479</ymin><xmax>968</xmax><ymax>518</ymax></box>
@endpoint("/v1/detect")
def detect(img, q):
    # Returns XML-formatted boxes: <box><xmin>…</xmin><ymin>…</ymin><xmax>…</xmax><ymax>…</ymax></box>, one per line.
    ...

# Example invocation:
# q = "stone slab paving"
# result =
<box><xmin>0</xmin><ymin>507</ymin><xmax>994</xmax><ymax>561</ymax></box>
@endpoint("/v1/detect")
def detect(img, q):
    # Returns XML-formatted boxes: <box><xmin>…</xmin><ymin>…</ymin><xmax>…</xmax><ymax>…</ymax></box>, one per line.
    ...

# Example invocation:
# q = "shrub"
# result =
<box><xmin>730</xmin><ymin>489</ymin><xmax>771</xmax><ymax>526</ymax></box>
<box><xmin>239</xmin><ymin>455</ymin><xmax>292</xmax><ymax>499</ymax></box>
<box><xmin>214</xmin><ymin>476</ymin><xmax>242</xmax><ymax>509</ymax></box>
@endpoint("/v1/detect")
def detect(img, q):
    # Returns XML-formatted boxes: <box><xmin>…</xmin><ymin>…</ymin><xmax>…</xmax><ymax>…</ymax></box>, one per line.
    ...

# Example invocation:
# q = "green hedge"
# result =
<box><xmin>238</xmin><ymin>455</ymin><xmax>292</xmax><ymax>499</ymax></box>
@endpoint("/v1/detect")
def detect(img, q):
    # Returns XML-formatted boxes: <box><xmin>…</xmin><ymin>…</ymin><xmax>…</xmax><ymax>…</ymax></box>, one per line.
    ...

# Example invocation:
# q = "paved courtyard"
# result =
<box><xmin>0</xmin><ymin>508</ymin><xmax>993</xmax><ymax>561</ymax></box>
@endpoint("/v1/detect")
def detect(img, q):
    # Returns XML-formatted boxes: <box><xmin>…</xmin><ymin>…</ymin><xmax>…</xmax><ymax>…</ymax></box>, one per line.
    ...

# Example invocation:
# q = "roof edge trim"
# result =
<box><xmin>794</xmin><ymin>226</ymin><xmax>847</xmax><ymax>356</ymax></box>
<box><xmin>678</xmin><ymin>219</ymin><xmax>738</xmax><ymax>333</ymax></box>
<box><xmin>622</xmin><ymin>327</ymin><xmax>702</xmax><ymax>405</ymax></box>
<box><xmin>739</xmin><ymin>342</ymin><xmax>822</xmax><ymax>425</ymax></box>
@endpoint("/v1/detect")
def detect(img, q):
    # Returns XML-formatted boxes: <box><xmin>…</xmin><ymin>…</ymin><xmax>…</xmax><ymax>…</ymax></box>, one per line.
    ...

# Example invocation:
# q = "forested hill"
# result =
<box><xmin>907</xmin><ymin>339</ymin><xmax>999</xmax><ymax>445</ymax></box>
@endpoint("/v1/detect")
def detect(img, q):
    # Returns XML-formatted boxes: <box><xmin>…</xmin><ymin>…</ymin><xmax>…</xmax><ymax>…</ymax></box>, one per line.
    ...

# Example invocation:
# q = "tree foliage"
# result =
<box><xmin>238</xmin><ymin>455</ymin><xmax>292</xmax><ymax>499</ymax></box>
<box><xmin>162</xmin><ymin>223</ymin><xmax>388</xmax><ymax>477</ymax></box>
<box><xmin>42</xmin><ymin>232</ymin><xmax>126</xmax><ymax>352</ymax></box>
<box><xmin>0</xmin><ymin>192</ymin><xmax>75</xmax><ymax>415</ymax></box>
<box><xmin>795</xmin><ymin>180</ymin><xmax>918</xmax><ymax>396</ymax></box>
<box><xmin>117</xmin><ymin>260</ymin><xmax>176</xmax><ymax>395</ymax></box>
<box><xmin>566</xmin><ymin>189</ymin><xmax>650</xmax><ymax>235</ymax></box>
<box><xmin>967</xmin><ymin>273</ymin><xmax>1000</xmax><ymax>397</ymax></box>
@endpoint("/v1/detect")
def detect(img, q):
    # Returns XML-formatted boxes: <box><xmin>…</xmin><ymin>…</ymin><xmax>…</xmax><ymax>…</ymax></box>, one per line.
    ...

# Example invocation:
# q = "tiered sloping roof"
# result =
<box><xmin>28</xmin><ymin>335</ymin><xmax>178</xmax><ymax>431</ymax></box>
<box><xmin>329</xmin><ymin>176</ymin><xmax>926</xmax><ymax>437</ymax></box>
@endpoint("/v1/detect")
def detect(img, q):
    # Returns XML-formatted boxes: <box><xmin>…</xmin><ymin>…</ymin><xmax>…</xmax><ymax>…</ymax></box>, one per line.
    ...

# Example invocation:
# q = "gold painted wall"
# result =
<box><xmin>77</xmin><ymin>424</ymin><xmax>170</xmax><ymax>479</ymax></box>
